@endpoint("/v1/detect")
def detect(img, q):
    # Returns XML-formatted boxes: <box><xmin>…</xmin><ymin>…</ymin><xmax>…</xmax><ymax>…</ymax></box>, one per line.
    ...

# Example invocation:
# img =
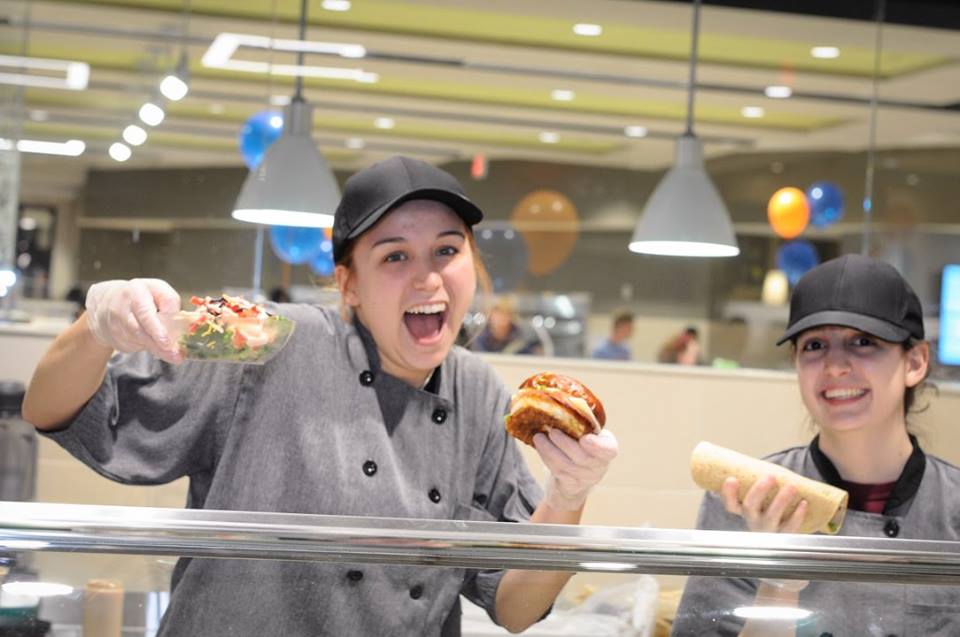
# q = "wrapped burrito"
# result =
<box><xmin>690</xmin><ymin>441</ymin><xmax>848</xmax><ymax>534</ymax></box>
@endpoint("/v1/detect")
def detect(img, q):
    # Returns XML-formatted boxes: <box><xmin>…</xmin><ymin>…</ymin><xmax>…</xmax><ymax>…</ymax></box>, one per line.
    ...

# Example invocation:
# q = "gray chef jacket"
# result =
<box><xmin>672</xmin><ymin>436</ymin><xmax>960</xmax><ymax>637</ymax></box>
<box><xmin>42</xmin><ymin>304</ymin><xmax>544</xmax><ymax>636</ymax></box>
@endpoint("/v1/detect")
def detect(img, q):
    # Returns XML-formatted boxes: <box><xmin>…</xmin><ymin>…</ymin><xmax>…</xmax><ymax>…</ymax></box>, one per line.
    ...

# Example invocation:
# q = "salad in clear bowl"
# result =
<box><xmin>159</xmin><ymin>295</ymin><xmax>295</xmax><ymax>364</ymax></box>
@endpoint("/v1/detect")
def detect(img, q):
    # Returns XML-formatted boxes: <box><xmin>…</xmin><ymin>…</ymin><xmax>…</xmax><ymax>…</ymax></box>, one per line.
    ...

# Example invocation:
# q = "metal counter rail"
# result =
<box><xmin>3</xmin><ymin>501</ymin><xmax>960</xmax><ymax>584</ymax></box>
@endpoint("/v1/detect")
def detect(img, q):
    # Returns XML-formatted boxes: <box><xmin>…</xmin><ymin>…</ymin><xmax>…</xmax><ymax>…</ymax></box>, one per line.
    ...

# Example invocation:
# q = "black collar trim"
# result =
<box><xmin>809</xmin><ymin>434</ymin><xmax>926</xmax><ymax>515</ymax></box>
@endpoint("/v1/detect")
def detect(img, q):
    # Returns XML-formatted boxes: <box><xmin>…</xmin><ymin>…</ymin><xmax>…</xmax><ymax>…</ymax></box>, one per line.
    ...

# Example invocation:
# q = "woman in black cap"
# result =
<box><xmin>672</xmin><ymin>253</ymin><xmax>960</xmax><ymax>636</ymax></box>
<box><xmin>23</xmin><ymin>156</ymin><xmax>618</xmax><ymax>636</ymax></box>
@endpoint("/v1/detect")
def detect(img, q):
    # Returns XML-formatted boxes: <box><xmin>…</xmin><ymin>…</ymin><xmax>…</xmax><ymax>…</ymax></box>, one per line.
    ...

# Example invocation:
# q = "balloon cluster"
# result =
<box><xmin>766</xmin><ymin>181</ymin><xmax>844</xmax><ymax>286</ymax></box>
<box><xmin>269</xmin><ymin>227</ymin><xmax>334</xmax><ymax>276</ymax></box>
<box><xmin>239</xmin><ymin>110</ymin><xmax>284</xmax><ymax>170</ymax></box>
<box><xmin>767</xmin><ymin>181</ymin><xmax>844</xmax><ymax>237</ymax></box>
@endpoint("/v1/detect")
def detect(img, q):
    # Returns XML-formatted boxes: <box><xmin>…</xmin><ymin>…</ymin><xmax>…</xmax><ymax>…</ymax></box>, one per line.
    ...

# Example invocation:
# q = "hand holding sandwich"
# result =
<box><xmin>720</xmin><ymin>474</ymin><xmax>809</xmax><ymax>533</ymax></box>
<box><xmin>505</xmin><ymin>372</ymin><xmax>618</xmax><ymax>511</ymax></box>
<box><xmin>534</xmin><ymin>427</ymin><xmax>618</xmax><ymax>512</ymax></box>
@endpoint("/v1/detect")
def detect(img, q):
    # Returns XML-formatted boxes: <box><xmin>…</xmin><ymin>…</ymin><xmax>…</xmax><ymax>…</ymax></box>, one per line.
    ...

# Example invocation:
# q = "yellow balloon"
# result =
<box><xmin>510</xmin><ymin>190</ymin><xmax>579</xmax><ymax>276</ymax></box>
<box><xmin>767</xmin><ymin>187</ymin><xmax>810</xmax><ymax>239</ymax></box>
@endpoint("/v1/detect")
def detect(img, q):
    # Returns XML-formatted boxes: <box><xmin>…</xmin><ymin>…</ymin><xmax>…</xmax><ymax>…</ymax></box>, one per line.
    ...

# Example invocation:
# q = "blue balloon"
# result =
<box><xmin>309</xmin><ymin>235</ymin><xmax>335</xmax><ymax>277</ymax></box>
<box><xmin>776</xmin><ymin>240</ymin><xmax>820</xmax><ymax>286</ymax></box>
<box><xmin>269</xmin><ymin>226</ymin><xmax>324</xmax><ymax>265</ymax></box>
<box><xmin>806</xmin><ymin>181</ymin><xmax>844</xmax><ymax>228</ymax></box>
<box><xmin>475</xmin><ymin>225</ymin><xmax>528</xmax><ymax>293</ymax></box>
<box><xmin>239</xmin><ymin>110</ymin><xmax>284</xmax><ymax>169</ymax></box>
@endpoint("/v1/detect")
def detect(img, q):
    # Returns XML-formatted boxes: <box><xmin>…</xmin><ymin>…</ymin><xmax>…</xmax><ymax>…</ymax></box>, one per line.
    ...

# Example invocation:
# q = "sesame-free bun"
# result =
<box><xmin>505</xmin><ymin>373</ymin><xmax>606</xmax><ymax>446</ymax></box>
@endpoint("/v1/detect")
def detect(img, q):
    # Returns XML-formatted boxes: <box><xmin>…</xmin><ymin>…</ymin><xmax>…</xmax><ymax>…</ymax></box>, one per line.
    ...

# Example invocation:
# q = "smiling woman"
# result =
<box><xmin>21</xmin><ymin>156</ymin><xmax>619</xmax><ymax>637</ymax></box>
<box><xmin>671</xmin><ymin>254</ymin><xmax>960</xmax><ymax>637</ymax></box>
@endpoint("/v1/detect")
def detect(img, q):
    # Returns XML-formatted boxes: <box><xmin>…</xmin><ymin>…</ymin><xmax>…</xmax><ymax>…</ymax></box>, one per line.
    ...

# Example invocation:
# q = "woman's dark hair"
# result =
<box><xmin>902</xmin><ymin>338</ymin><xmax>931</xmax><ymax>417</ymax></box>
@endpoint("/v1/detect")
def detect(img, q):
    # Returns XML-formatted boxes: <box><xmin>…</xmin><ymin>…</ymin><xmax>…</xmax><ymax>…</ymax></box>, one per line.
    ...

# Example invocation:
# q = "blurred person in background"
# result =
<box><xmin>591</xmin><ymin>310</ymin><xmax>634</xmax><ymax>361</ymax></box>
<box><xmin>472</xmin><ymin>297</ymin><xmax>541</xmax><ymax>355</ymax></box>
<box><xmin>65</xmin><ymin>285</ymin><xmax>86</xmax><ymax>321</ymax></box>
<box><xmin>268</xmin><ymin>286</ymin><xmax>291</xmax><ymax>303</ymax></box>
<box><xmin>658</xmin><ymin>326</ymin><xmax>701</xmax><ymax>366</ymax></box>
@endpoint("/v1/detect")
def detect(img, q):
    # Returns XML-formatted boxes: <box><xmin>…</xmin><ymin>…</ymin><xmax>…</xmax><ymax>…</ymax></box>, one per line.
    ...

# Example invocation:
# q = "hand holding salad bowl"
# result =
<box><xmin>84</xmin><ymin>278</ymin><xmax>293</xmax><ymax>365</ymax></box>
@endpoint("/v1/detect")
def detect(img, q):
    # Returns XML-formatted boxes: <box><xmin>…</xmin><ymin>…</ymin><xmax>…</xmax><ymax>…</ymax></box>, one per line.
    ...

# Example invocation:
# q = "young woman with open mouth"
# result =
<box><xmin>23</xmin><ymin>156</ymin><xmax>618</xmax><ymax>637</ymax></box>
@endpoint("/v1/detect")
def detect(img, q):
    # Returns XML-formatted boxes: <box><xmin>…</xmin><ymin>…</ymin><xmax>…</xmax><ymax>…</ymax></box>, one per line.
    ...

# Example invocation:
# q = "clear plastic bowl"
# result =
<box><xmin>158</xmin><ymin>311</ymin><xmax>295</xmax><ymax>365</ymax></box>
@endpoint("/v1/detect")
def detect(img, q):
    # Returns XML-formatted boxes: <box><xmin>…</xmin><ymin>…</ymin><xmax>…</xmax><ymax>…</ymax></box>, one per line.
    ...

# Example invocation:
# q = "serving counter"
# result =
<box><xmin>3</xmin><ymin>502</ymin><xmax>960</xmax><ymax>636</ymax></box>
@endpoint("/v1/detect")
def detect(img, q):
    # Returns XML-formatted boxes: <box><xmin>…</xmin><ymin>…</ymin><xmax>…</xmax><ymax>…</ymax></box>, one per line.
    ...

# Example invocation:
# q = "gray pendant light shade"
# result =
<box><xmin>629</xmin><ymin>0</ymin><xmax>739</xmax><ymax>258</ymax></box>
<box><xmin>232</xmin><ymin>99</ymin><xmax>340</xmax><ymax>228</ymax></box>
<box><xmin>628</xmin><ymin>134</ymin><xmax>739</xmax><ymax>257</ymax></box>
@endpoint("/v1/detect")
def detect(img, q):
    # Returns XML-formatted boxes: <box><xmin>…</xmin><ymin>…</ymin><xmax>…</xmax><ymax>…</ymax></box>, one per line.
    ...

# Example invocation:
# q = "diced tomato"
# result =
<box><xmin>232</xmin><ymin>329</ymin><xmax>247</xmax><ymax>349</ymax></box>
<box><xmin>190</xmin><ymin>295</ymin><xmax>206</xmax><ymax>307</ymax></box>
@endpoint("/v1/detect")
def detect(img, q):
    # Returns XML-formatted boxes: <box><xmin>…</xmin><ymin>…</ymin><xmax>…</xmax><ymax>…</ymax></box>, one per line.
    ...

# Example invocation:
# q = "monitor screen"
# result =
<box><xmin>939</xmin><ymin>265</ymin><xmax>960</xmax><ymax>366</ymax></box>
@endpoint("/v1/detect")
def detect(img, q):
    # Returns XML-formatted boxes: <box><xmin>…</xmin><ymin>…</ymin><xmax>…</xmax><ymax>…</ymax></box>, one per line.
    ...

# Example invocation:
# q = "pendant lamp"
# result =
<box><xmin>628</xmin><ymin>0</ymin><xmax>739</xmax><ymax>257</ymax></box>
<box><xmin>232</xmin><ymin>0</ymin><xmax>340</xmax><ymax>228</ymax></box>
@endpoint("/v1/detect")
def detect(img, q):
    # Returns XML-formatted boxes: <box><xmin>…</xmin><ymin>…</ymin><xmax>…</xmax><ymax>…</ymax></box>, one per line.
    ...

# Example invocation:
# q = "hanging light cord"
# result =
<box><xmin>684</xmin><ymin>0</ymin><xmax>703</xmax><ymax>136</ymax></box>
<box><xmin>294</xmin><ymin>0</ymin><xmax>308</xmax><ymax>102</ymax></box>
<box><xmin>862</xmin><ymin>0</ymin><xmax>885</xmax><ymax>255</ymax></box>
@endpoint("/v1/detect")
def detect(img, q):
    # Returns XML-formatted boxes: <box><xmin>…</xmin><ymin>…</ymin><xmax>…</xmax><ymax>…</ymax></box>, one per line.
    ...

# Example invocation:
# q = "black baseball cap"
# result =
<box><xmin>776</xmin><ymin>254</ymin><xmax>924</xmax><ymax>345</ymax></box>
<box><xmin>333</xmin><ymin>156</ymin><xmax>483</xmax><ymax>262</ymax></box>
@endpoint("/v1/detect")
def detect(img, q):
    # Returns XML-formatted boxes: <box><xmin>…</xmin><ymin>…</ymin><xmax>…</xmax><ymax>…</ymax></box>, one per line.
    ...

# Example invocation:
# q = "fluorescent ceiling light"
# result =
<box><xmin>741</xmin><ymin>106</ymin><xmax>765</xmax><ymax>118</ymax></box>
<box><xmin>160</xmin><ymin>74</ymin><xmax>189</xmax><ymax>101</ymax></box>
<box><xmin>733</xmin><ymin>606</ymin><xmax>812</xmax><ymax>621</ymax></box>
<box><xmin>0</xmin><ymin>137</ymin><xmax>85</xmax><ymax>156</ymax></box>
<box><xmin>322</xmin><ymin>0</ymin><xmax>351</xmax><ymax>10</ymax></box>
<box><xmin>538</xmin><ymin>131</ymin><xmax>559</xmax><ymax>144</ymax></box>
<box><xmin>0</xmin><ymin>54</ymin><xmax>89</xmax><ymax>90</ymax></box>
<box><xmin>573</xmin><ymin>23</ymin><xmax>603</xmax><ymax>36</ymax></box>
<box><xmin>122</xmin><ymin>124</ymin><xmax>147</xmax><ymax>146</ymax></box>
<box><xmin>624</xmin><ymin>125</ymin><xmax>648</xmax><ymax>138</ymax></box>
<box><xmin>2</xmin><ymin>582</ymin><xmax>74</xmax><ymax>597</ymax></box>
<box><xmin>202</xmin><ymin>33</ymin><xmax>372</xmax><ymax>82</ymax></box>
<box><xmin>0</xmin><ymin>270</ymin><xmax>16</xmax><ymax>287</ymax></box>
<box><xmin>374</xmin><ymin>117</ymin><xmax>395</xmax><ymax>129</ymax></box>
<box><xmin>551</xmin><ymin>89</ymin><xmax>575</xmax><ymax>101</ymax></box>
<box><xmin>138</xmin><ymin>102</ymin><xmax>165</xmax><ymax>126</ymax></box>
<box><xmin>29</xmin><ymin>110</ymin><xmax>49</xmax><ymax>122</ymax></box>
<box><xmin>109</xmin><ymin>142</ymin><xmax>132</xmax><ymax>162</ymax></box>
<box><xmin>270</xmin><ymin>95</ymin><xmax>291</xmax><ymax>106</ymax></box>
<box><xmin>345</xmin><ymin>137</ymin><xmax>365</xmax><ymax>149</ymax></box>
<box><xmin>764</xmin><ymin>85</ymin><xmax>792</xmax><ymax>99</ymax></box>
<box><xmin>811</xmin><ymin>46</ymin><xmax>840</xmax><ymax>59</ymax></box>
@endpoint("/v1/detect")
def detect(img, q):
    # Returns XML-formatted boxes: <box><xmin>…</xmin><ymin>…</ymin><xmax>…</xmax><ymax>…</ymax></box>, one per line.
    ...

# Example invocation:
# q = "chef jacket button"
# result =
<box><xmin>819</xmin><ymin>633</ymin><xmax>833</xmax><ymax>637</ymax></box>
<box><xmin>428</xmin><ymin>488</ymin><xmax>442</xmax><ymax>504</ymax></box>
<box><xmin>431</xmin><ymin>408</ymin><xmax>447</xmax><ymax>425</ymax></box>
<box><xmin>362</xmin><ymin>460</ymin><xmax>377</xmax><ymax>477</ymax></box>
<box><xmin>473</xmin><ymin>493</ymin><xmax>487</xmax><ymax>506</ymax></box>
<box><xmin>359</xmin><ymin>370</ymin><xmax>375</xmax><ymax>386</ymax></box>
<box><xmin>347</xmin><ymin>570</ymin><xmax>364</xmax><ymax>583</ymax></box>
<box><xmin>883</xmin><ymin>519</ymin><xmax>900</xmax><ymax>538</ymax></box>
<box><xmin>409</xmin><ymin>584</ymin><xmax>424</xmax><ymax>600</ymax></box>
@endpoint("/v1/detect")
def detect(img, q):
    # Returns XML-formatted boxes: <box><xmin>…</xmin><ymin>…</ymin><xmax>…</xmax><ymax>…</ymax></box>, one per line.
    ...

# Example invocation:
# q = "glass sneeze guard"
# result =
<box><xmin>3</xmin><ymin>501</ymin><xmax>960</xmax><ymax>585</ymax></box>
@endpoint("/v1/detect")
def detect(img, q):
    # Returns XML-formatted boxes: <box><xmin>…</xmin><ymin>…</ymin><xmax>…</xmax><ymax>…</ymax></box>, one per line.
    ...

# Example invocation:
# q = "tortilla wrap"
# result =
<box><xmin>690</xmin><ymin>441</ymin><xmax>848</xmax><ymax>534</ymax></box>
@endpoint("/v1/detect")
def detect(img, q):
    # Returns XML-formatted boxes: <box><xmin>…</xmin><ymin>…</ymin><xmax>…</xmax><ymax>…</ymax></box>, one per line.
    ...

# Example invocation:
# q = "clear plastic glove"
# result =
<box><xmin>720</xmin><ymin>475</ymin><xmax>809</xmax><ymax>533</ymax></box>
<box><xmin>533</xmin><ymin>428</ymin><xmax>619</xmax><ymax>512</ymax></box>
<box><xmin>85</xmin><ymin>278</ymin><xmax>182</xmax><ymax>363</ymax></box>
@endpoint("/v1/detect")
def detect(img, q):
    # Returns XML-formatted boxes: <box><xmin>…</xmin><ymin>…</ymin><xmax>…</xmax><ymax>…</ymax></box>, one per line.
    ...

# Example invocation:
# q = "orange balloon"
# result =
<box><xmin>510</xmin><ymin>190</ymin><xmax>579</xmax><ymax>276</ymax></box>
<box><xmin>767</xmin><ymin>187</ymin><xmax>810</xmax><ymax>239</ymax></box>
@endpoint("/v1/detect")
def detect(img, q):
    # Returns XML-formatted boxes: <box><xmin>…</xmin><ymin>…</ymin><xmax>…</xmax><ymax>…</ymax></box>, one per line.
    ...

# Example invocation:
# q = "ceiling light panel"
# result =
<box><xmin>202</xmin><ymin>33</ymin><xmax>374</xmax><ymax>83</ymax></box>
<box><xmin>0</xmin><ymin>54</ymin><xmax>89</xmax><ymax>90</ymax></box>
